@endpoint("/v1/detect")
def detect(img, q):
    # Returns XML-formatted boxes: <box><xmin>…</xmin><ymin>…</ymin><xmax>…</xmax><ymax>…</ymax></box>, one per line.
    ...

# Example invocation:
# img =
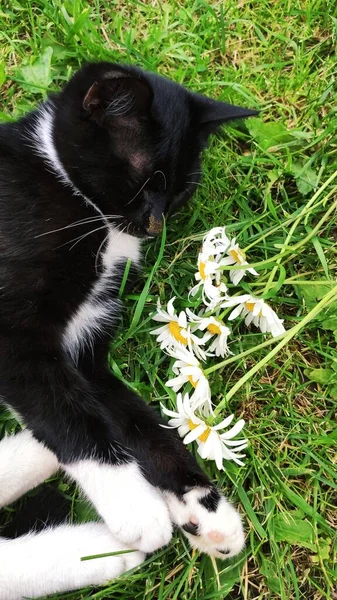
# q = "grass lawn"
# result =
<box><xmin>1</xmin><ymin>1</ymin><xmax>337</xmax><ymax>598</ymax></box>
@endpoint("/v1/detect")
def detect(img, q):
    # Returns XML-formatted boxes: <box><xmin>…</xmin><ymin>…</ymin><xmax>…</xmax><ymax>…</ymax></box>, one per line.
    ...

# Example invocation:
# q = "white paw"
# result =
<box><xmin>121</xmin><ymin>548</ymin><xmax>146</xmax><ymax>572</ymax></box>
<box><xmin>64</xmin><ymin>460</ymin><xmax>173</xmax><ymax>554</ymax></box>
<box><xmin>164</xmin><ymin>487</ymin><xmax>245</xmax><ymax>559</ymax></box>
<box><xmin>109</xmin><ymin>484</ymin><xmax>173</xmax><ymax>554</ymax></box>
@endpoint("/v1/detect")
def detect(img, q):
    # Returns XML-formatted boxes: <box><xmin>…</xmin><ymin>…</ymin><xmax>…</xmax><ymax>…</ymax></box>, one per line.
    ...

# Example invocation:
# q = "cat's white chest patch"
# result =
<box><xmin>62</xmin><ymin>228</ymin><xmax>141</xmax><ymax>363</ymax></box>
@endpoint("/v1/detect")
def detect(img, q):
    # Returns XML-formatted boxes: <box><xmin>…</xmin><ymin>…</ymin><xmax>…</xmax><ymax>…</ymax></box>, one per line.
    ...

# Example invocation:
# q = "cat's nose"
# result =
<box><xmin>144</xmin><ymin>192</ymin><xmax>166</xmax><ymax>235</ymax></box>
<box><xmin>147</xmin><ymin>214</ymin><xmax>163</xmax><ymax>235</ymax></box>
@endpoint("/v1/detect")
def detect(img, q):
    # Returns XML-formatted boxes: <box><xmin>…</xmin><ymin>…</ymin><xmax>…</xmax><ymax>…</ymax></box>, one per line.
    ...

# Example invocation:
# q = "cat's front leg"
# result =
<box><xmin>0</xmin><ymin>429</ymin><xmax>172</xmax><ymax>554</ymax></box>
<box><xmin>94</xmin><ymin>374</ymin><xmax>246</xmax><ymax>559</ymax></box>
<box><xmin>1</xmin><ymin>351</ymin><xmax>172</xmax><ymax>554</ymax></box>
<box><xmin>0</xmin><ymin>523</ymin><xmax>145</xmax><ymax>600</ymax></box>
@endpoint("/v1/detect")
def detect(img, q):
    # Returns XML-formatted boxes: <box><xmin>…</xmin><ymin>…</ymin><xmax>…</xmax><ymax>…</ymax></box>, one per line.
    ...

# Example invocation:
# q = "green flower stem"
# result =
<box><xmin>216</xmin><ymin>195</ymin><xmax>337</xmax><ymax>283</ymax></box>
<box><xmin>212</xmin><ymin>284</ymin><xmax>337</xmax><ymax>419</ymax></box>
<box><xmin>204</xmin><ymin>334</ymin><xmax>286</xmax><ymax>376</ymax></box>
<box><xmin>244</xmin><ymin>169</ymin><xmax>337</xmax><ymax>252</ymax></box>
<box><xmin>262</xmin><ymin>180</ymin><xmax>337</xmax><ymax>294</ymax></box>
<box><xmin>251</xmin><ymin>278</ymin><xmax>330</xmax><ymax>287</ymax></box>
<box><xmin>288</xmin><ymin>195</ymin><xmax>337</xmax><ymax>252</ymax></box>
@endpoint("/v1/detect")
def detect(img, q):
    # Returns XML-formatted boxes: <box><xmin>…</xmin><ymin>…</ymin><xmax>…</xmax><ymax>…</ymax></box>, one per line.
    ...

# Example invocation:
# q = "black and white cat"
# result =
<box><xmin>0</xmin><ymin>62</ymin><xmax>256</xmax><ymax>598</ymax></box>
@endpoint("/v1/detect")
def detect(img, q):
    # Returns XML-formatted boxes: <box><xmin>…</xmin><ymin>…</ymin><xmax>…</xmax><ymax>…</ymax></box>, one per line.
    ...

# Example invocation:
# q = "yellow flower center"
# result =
<box><xmin>188</xmin><ymin>420</ymin><xmax>211</xmax><ymax>443</ymax></box>
<box><xmin>188</xmin><ymin>374</ymin><xmax>198</xmax><ymax>388</ymax></box>
<box><xmin>199</xmin><ymin>261</ymin><xmax>207</xmax><ymax>280</ymax></box>
<box><xmin>207</xmin><ymin>322</ymin><xmax>221</xmax><ymax>335</ymax></box>
<box><xmin>245</xmin><ymin>301</ymin><xmax>262</xmax><ymax>317</ymax></box>
<box><xmin>168</xmin><ymin>321</ymin><xmax>187</xmax><ymax>345</ymax></box>
<box><xmin>229</xmin><ymin>247</ymin><xmax>246</xmax><ymax>263</ymax></box>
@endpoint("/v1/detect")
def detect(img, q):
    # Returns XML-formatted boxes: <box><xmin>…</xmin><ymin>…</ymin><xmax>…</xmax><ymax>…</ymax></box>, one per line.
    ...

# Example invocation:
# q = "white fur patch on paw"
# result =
<box><xmin>164</xmin><ymin>487</ymin><xmax>245</xmax><ymax>559</ymax></box>
<box><xmin>64</xmin><ymin>461</ymin><xmax>173</xmax><ymax>554</ymax></box>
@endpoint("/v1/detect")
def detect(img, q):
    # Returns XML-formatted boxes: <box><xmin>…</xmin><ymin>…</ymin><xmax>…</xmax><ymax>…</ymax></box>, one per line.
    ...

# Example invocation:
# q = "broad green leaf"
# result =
<box><xmin>330</xmin><ymin>385</ymin><xmax>337</xmax><ymax>400</ymax></box>
<box><xmin>218</xmin><ymin>564</ymin><xmax>241</xmax><ymax>595</ymax></box>
<box><xmin>310</xmin><ymin>538</ymin><xmax>331</xmax><ymax>563</ymax></box>
<box><xmin>18</xmin><ymin>46</ymin><xmax>53</xmax><ymax>94</ymax></box>
<box><xmin>247</xmin><ymin>118</ymin><xmax>294</xmax><ymax>150</ymax></box>
<box><xmin>260</xmin><ymin>556</ymin><xmax>282</xmax><ymax>594</ymax></box>
<box><xmin>41</xmin><ymin>36</ymin><xmax>68</xmax><ymax>60</ymax></box>
<box><xmin>273</xmin><ymin>510</ymin><xmax>316</xmax><ymax>550</ymax></box>
<box><xmin>296</xmin><ymin>281</ymin><xmax>336</xmax><ymax>309</ymax></box>
<box><xmin>321</xmin><ymin>317</ymin><xmax>337</xmax><ymax>331</ymax></box>
<box><xmin>304</xmin><ymin>368</ymin><xmax>335</xmax><ymax>385</ymax></box>
<box><xmin>291</xmin><ymin>161</ymin><xmax>318</xmax><ymax>196</ymax></box>
<box><xmin>0</xmin><ymin>111</ymin><xmax>14</xmax><ymax>123</ymax></box>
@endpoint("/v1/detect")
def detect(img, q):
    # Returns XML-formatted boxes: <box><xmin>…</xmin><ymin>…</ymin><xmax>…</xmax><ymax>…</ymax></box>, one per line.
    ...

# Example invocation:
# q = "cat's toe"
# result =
<box><xmin>165</xmin><ymin>487</ymin><xmax>245</xmax><ymax>559</ymax></box>
<box><xmin>111</xmin><ymin>489</ymin><xmax>173</xmax><ymax>554</ymax></box>
<box><xmin>122</xmin><ymin>549</ymin><xmax>146</xmax><ymax>572</ymax></box>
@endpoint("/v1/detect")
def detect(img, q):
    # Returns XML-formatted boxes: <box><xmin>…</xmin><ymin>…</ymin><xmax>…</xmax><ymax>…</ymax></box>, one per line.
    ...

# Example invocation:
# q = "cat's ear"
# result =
<box><xmin>83</xmin><ymin>73</ymin><xmax>153</xmax><ymax>120</ymax></box>
<box><xmin>194</xmin><ymin>94</ymin><xmax>258</xmax><ymax>133</ymax></box>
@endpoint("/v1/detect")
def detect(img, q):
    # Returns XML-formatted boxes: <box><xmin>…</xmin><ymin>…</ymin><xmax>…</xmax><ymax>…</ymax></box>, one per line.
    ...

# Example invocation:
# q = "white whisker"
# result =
<box><xmin>186</xmin><ymin>181</ymin><xmax>205</xmax><ymax>187</ymax></box>
<box><xmin>94</xmin><ymin>232</ymin><xmax>110</xmax><ymax>276</ymax></box>
<box><xmin>67</xmin><ymin>225</ymin><xmax>110</xmax><ymax>252</ymax></box>
<box><xmin>35</xmin><ymin>215</ymin><xmax>123</xmax><ymax>239</ymax></box>
<box><xmin>52</xmin><ymin>224</ymin><xmax>108</xmax><ymax>252</ymax></box>
<box><xmin>153</xmin><ymin>170</ymin><xmax>167</xmax><ymax>191</ymax></box>
<box><xmin>125</xmin><ymin>176</ymin><xmax>151</xmax><ymax>206</ymax></box>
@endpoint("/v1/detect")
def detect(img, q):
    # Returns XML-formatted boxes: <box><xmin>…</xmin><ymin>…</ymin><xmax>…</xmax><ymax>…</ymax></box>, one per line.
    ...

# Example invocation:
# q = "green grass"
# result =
<box><xmin>1</xmin><ymin>1</ymin><xmax>337</xmax><ymax>598</ymax></box>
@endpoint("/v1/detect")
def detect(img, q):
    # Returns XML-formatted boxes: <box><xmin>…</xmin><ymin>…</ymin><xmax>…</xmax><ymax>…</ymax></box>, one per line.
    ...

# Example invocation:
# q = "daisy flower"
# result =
<box><xmin>150</xmin><ymin>297</ymin><xmax>189</xmax><ymax>349</ymax></box>
<box><xmin>165</xmin><ymin>346</ymin><xmax>213</xmax><ymax>415</ymax></box>
<box><xmin>186</xmin><ymin>309</ymin><xmax>231</xmax><ymax>358</ymax></box>
<box><xmin>151</xmin><ymin>297</ymin><xmax>207</xmax><ymax>359</ymax></box>
<box><xmin>189</xmin><ymin>252</ymin><xmax>228</xmax><ymax>307</ymax></box>
<box><xmin>220</xmin><ymin>238</ymin><xmax>258</xmax><ymax>286</ymax></box>
<box><xmin>202</xmin><ymin>226</ymin><xmax>231</xmax><ymax>255</ymax></box>
<box><xmin>222</xmin><ymin>294</ymin><xmax>285</xmax><ymax>337</ymax></box>
<box><xmin>161</xmin><ymin>393</ymin><xmax>248</xmax><ymax>468</ymax></box>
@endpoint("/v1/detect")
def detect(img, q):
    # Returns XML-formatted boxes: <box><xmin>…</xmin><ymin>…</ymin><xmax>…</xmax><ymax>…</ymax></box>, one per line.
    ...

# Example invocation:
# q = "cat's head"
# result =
<box><xmin>51</xmin><ymin>62</ymin><xmax>257</xmax><ymax>237</ymax></box>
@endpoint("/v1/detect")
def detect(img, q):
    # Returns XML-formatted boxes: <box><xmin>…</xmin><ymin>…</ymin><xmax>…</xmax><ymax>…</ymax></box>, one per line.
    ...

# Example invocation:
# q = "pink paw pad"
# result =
<box><xmin>208</xmin><ymin>530</ymin><xmax>225</xmax><ymax>543</ymax></box>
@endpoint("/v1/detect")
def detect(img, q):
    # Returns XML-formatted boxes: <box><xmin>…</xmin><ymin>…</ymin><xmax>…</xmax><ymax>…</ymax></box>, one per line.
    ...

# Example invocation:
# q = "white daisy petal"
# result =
<box><xmin>161</xmin><ymin>393</ymin><xmax>247</xmax><ymax>470</ymax></box>
<box><xmin>222</xmin><ymin>294</ymin><xmax>285</xmax><ymax>337</ymax></box>
<box><xmin>160</xmin><ymin>403</ymin><xmax>180</xmax><ymax>419</ymax></box>
<box><xmin>221</xmin><ymin>239</ymin><xmax>259</xmax><ymax>284</ymax></box>
<box><xmin>224</xmin><ymin>440</ymin><xmax>248</xmax><ymax>450</ymax></box>
<box><xmin>220</xmin><ymin>418</ymin><xmax>245</xmax><ymax>440</ymax></box>
<box><xmin>213</xmin><ymin>434</ymin><xmax>225</xmax><ymax>470</ymax></box>
<box><xmin>177</xmin><ymin>424</ymin><xmax>190</xmax><ymax>438</ymax></box>
<box><xmin>183</xmin><ymin>423</ymin><xmax>207</xmax><ymax>444</ymax></box>
<box><xmin>212</xmin><ymin>414</ymin><xmax>235</xmax><ymax>430</ymax></box>
<box><xmin>228</xmin><ymin>304</ymin><xmax>245</xmax><ymax>320</ymax></box>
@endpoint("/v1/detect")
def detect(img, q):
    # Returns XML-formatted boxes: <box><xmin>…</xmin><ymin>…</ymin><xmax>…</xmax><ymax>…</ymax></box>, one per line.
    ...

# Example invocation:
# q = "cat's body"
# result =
<box><xmin>0</xmin><ymin>62</ymin><xmax>256</xmax><ymax>598</ymax></box>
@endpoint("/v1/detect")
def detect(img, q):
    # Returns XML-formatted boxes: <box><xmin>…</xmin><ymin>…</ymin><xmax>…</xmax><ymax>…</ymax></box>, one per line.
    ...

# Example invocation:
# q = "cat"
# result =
<box><xmin>0</xmin><ymin>61</ymin><xmax>257</xmax><ymax>598</ymax></box>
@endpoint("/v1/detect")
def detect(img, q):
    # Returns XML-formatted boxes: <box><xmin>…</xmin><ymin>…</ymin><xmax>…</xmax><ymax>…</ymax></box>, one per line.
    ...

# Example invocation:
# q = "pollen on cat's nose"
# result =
<box><xmin>147</xmin><ymin>215</ymin><xmax>163</xmax><ymax>234</ymax></box>
<box><xmin>208</xmin><ymin>530</ymin><xmax>225</xmax><ymax>543</ymax></box>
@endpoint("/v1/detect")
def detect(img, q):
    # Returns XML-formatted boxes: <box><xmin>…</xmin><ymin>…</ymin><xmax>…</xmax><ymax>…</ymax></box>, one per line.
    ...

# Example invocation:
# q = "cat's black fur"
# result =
<box><xmin>0</xmin><ymin>62</ymin><xmax>256</xmax><ymax>517</ymax></box>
